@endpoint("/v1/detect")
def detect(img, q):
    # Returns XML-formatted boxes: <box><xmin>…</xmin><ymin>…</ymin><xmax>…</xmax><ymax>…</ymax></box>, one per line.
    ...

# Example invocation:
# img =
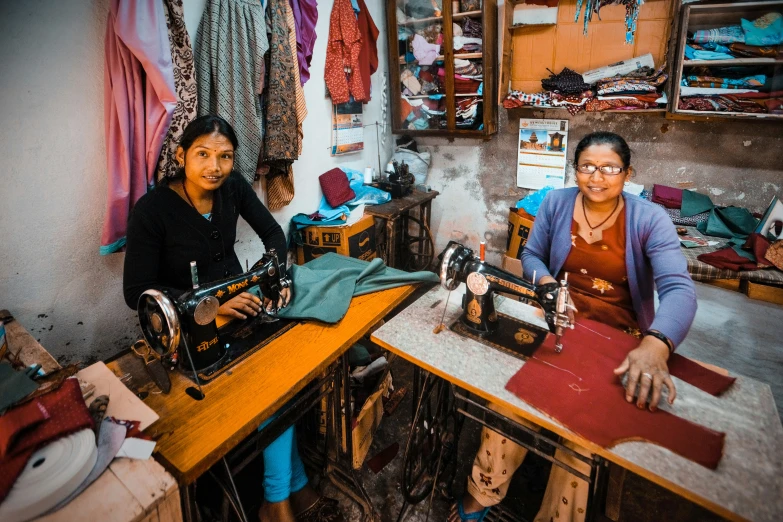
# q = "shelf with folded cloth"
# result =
<box><xmin>398</xmin><ymin>52</ymin><xmax>482</xmax><ymax>64</ymax></box>
<box><xmin>397</xmin><ymin>10</ymin><xmax>482</xmax><ymax>27</ymax></box>
<box><xmin>683</xmin><ymin>58</ymin><xmax>783</xmax><ymax>66</ymax></box>
<box><xmin>404</xmin><ymin>92</ymin><xmax>482</xmax><ymax>99</ymax></box>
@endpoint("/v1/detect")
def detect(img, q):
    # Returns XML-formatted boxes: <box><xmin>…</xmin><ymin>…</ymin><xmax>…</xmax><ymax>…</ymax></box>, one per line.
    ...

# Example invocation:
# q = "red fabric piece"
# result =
<box><xmin>0</xmin><ymin>379</ymin><xmax>92</xmax><ymax>501</ymax></box>
<box><xmin>505</xmin><ymin>319</ymin><xmax>729</xmax><ymax>469</ymax></box>
<box><xmin>524</xmin><ymin>0</ymin><xmax>559</xmax><ymax>6</ymax></box>
<box><xmin>0</xmin><ymin>401</ymin><xmax>50</xmax><ymax>458</ymax></box>
<box><xmin>666</xmin><ymin>357</ymin><xmax>736</xmax><ymax>396</ymax></box>
<box><xmin>319</xmin><ymin>167</ymin><xmax>355</xmax><ymax>207</ymax></box>
<box><xmin>324</xmin><ymin>0</ymin><xmax>365</xmax><ymax>104</ymax></box>
<box><xmin>651</xmin><ymin>184</ymin><xmax>683</xmax><ymax>209</ymax></box>
<box><xmin>697</xmin><ymin>245</ymin><xmax>767</xmax><ymax>272</ymax></box>
<box><xmin>355</xmin><ymin>0</ymin><xmax>379</xmax><ymax>103</ymax></box>
<box><xmin>743</xmin><ymin>233</ymin><xmax>773</xmax><ymax>267</ymax></box>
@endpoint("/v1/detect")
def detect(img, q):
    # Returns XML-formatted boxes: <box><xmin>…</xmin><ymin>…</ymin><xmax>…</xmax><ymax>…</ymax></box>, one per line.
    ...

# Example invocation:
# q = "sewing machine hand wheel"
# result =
<box><xmin>439</xmin><ymin>242</ymin><xmax>467</xmax><ymax>291</ymax></box>
<box><xmin>137</xmin><ymin>289</ymin><xmax>180</xmax><ymax>357</ymax></box>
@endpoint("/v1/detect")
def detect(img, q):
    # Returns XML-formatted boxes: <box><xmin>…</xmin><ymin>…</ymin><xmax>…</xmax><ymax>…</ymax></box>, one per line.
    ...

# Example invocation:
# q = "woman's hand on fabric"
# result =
<box><xmin>217</xmin><ymin>292</ymin><xmax>262</xmax><ymax>320</ymax></box>
<box><xmin>613</xmin><ymin>336</ymin><xmax>676</xmax><ymax>411</ymax></box>
<box><xmin>263</xmin><ymin>287</ymin><xmax>292</xmax><ymax>312</ymax></box>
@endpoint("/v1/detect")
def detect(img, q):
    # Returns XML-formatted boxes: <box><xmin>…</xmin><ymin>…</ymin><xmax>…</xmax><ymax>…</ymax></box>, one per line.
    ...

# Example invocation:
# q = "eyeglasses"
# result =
<box><xmin>576</xmin><ymin>164</ymin><xmax>625</xmax><ymax>176</ymax></box>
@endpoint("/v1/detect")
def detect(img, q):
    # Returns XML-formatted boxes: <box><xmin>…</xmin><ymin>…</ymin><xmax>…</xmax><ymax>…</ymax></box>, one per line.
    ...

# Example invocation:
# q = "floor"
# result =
<box><xmin>213</xmin><ymin>281</ymin><xmax>782</xmax><ymax>522</ymax></box>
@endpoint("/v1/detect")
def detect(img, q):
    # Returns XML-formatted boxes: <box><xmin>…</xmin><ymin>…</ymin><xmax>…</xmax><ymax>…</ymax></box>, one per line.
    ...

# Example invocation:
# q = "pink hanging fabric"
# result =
<box><xmin>101</xmin><ymin>0</ymin><xmax>176</xmax><ymax>255</ymax></box>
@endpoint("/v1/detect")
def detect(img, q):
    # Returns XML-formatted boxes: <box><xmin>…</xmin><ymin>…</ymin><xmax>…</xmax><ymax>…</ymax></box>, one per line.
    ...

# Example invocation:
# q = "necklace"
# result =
<box><xmin>181</xmin><ymin>180</ymin><xmax>196</xmax><ymax>209</ymax></box>
<box><xmin>582</xmin><ymin>194</ymin><xmax>620</xmax><ymax>237</ymax></box>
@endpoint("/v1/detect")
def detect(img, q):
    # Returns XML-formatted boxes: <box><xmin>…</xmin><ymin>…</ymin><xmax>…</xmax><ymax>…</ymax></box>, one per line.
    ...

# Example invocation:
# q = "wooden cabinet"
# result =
<box><xmin>385</xmin><ymin>0</ymin><xmax>498</xmax><ymax>137</ymax></box>
<box><xmin>668</xmin><ymin>0</ymin><xmax>783</xmax><ymax>120</ymax></box>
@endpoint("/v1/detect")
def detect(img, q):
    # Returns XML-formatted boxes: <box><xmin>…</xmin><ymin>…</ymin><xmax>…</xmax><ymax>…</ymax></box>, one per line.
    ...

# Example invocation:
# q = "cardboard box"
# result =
<box><xmin>506</xmin><ymin>207</ymin><xmax>534</xmax><ymax>259</ymax></box>
<box><xmin>296</xmin><ymin>215</ymin><xmax>377</xmax><ymax>264</ymax></box>
<box><xmin>342</xmin><ymin>372</ymin><xmax>393</xmax><ymax>469</ymax></box>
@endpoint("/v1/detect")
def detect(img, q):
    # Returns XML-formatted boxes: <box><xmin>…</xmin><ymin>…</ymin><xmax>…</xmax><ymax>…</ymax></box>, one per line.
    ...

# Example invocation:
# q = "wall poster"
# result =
<box><xmin>516</xmin><ymin>118</ymin><xmax>568</xmax><ymax>190</ymax></box>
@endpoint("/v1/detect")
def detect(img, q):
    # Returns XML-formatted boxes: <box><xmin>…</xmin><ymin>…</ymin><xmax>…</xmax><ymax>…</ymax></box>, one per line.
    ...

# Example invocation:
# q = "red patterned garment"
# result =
<box><xmin>355</xmin><ymin>0</ymin><xmax>379</xmax><ymax>103</ymax></box>
<box><xmin>324</xmin><ymin>0</ymin><xmax>365</xmax><ymax>104</ymax></box>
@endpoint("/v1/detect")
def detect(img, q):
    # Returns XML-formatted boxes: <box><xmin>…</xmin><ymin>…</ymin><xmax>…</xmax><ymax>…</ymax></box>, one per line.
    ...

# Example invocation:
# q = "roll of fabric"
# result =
<box><xmin>0</xmin><ymin>429</ymin><xmax>97</xmax><ymax>522</ymax></box>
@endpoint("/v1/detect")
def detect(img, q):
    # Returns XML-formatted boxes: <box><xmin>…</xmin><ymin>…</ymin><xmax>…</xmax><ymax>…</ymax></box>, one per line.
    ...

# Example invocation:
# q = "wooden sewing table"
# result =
<box><xmin>365</xmin><ymin>189</ymin><xmax>438</xmax><ymax>270</ymax></box>
<box><xmin>370</xmin><ymin>286</ymin><xmax>783</xmax><ymax>522</ymax></box>
<box><xmin>107</xmin><ymin>285</ymin><xmax>416</xmax><ymax>521</ymax></box>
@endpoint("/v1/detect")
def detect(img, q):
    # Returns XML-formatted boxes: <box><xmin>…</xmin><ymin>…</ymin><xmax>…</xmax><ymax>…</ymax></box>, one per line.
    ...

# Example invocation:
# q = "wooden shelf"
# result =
<box><xmin>404</xmin><ymin>93</ymin><xmax>482</xmax><ymax>99</ymax></box>
<box><xmin>398</xmin><ymin>10</ymin><xmax>482</xmax><ymax>26</ymax></box>
<box><xmin>683</xmin><ymin>58</ymin><xmax>783</xmax><ymax>67</ymax></box>
<box><xmin>508</xmin><ymin>106</ymin><xmax>666</xmax><ymax>114</ymax></box>
<box><xmin>672</xmin><ymin>109</ymin><xmax>783</xmax><ymax>119</ymax></box>
<box><xmin>399</xmin><ymin>52</ymin><xmax>483</xmax><ymax>64</ymax></box>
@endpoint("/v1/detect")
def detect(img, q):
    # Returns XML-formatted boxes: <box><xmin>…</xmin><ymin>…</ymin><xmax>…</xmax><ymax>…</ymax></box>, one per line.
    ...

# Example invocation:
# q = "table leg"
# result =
<box><xmin>387</xmin><ymin>218</ymin><xmax>397</xmax><ymax>269</ymax></box>
<box><xmin>180</xmin><ymin>483</ymin><xmax>198</xmax><ymax>522</ymax></box>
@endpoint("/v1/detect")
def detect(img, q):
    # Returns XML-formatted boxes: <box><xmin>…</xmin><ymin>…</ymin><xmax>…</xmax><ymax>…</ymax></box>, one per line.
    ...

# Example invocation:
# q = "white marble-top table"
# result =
<box><xmin>371</xmin><ymin>285</ymin><xmax>783</xmax><ymax>522</ymax></box>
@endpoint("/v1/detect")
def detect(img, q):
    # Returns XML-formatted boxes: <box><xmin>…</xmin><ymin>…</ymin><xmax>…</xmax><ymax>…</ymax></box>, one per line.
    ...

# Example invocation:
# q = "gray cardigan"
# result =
<box><xmin>521</xmin><ymin>187</ymin><xmax>697</xmax><ymax>347</ymax></box>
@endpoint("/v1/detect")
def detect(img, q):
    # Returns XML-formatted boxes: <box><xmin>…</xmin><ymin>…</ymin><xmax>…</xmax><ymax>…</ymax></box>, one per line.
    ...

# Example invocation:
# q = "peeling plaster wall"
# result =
<box><xmin>419</xmin><ymin>110</ymin><xmax>783</xmax><ymax>265</ymax></box>
<box><xmin>0</xmin><ymin>0</ymin><xmax>392</xmax><ymax>364</ymax></box>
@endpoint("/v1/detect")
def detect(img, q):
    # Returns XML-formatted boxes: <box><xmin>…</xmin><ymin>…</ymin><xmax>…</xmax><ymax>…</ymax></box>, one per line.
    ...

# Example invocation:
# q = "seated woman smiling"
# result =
<box><xmin>450</xmin><ymin>132</ymin><xmax>697</xmax><ymax>522</ymax></box>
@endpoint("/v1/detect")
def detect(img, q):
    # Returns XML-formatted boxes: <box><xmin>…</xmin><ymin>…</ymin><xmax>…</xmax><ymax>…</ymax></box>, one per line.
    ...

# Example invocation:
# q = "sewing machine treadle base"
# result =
<box><xmin>183</xmin><ymin>316</ymin><xmax>296</xmax><ymax>383</ymax></box>
<box><xmin>450</xmin><ymin>312</ymin><xmax>549</xmax><ymax>360</ymax></box>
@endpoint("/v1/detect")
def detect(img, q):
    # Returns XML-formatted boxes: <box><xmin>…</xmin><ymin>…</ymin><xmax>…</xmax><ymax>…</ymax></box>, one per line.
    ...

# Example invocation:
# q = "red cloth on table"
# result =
<box><xmin>0</xmin><ymin>379</ymin><xmax>92</xmax><ymax>501</ymax></box>
<box><xmin>697</xmin><ymin>235</ymin><xmax>771</xmax><ymax>271</ymax></box>
<box><xmin>354</xmin><ymin>0</ymin><xmax>379</xmax><ymax>103</ymax></box>
<box><xmin>651</xmin><ymin>184</ymin><xmax>683</xmax><ymax>209</ymax></box>
<box><xmin>505</xmin><ymin>319</ymin><xmax>733</xmax><ymax>469</ymax></box>
<box><xmin>324</xmin><ymin>0</ymin><xmax>365</xmax><ymax>104</ymax></box>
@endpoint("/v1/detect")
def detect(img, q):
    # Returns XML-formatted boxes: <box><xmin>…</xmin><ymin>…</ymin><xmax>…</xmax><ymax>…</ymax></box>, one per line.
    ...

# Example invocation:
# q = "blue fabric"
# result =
<box><xmin>258</xmin><ymin>408</ymin><xmax>309</xmax><ymax>503</ymax></box>
<box><xmin>521</xmin><ymin>188</ymin><xmax>697</xmax><ymax>347</ymax></box>
<box><xmin>742</xmin><ymin>13</ymin><xmax>783</xmax><ymax>46</ymax></box>
<box><xmin>516</xmin><ymin>186</ymin><xmax>555</xmax><ymax>216</ymax></box>
<box><xmin>342</xmin><ymin>167</ymin><xmax>392</xmax><ymax>205</ymax></box>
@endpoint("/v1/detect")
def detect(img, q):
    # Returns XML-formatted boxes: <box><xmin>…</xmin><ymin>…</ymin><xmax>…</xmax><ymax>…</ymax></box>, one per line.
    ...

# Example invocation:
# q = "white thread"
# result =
<box><xmin>569</xmin><ymin>383</ymin><xmax>590</xmax><ymax>394</ymax></box>
<box><xmin>575</xmin><ymin>321</ymin><xmax>611</xmax><ymax>339</ymax></box>
<box><xmin>530</xmin><ymin>356</ymin><xmax>583</xmax><ymax>381</ymax></box>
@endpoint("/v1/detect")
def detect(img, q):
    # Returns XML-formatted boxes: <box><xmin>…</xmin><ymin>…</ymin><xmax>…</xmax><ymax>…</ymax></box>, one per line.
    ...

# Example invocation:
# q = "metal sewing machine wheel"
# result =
<box><xmin>399</xmin><ymin>371</ymin><xmax>464</xmax><ymax>510</ymax></box>
<box><xmin>401</xmin><ymin>214</ymin><xmax>435</xmax><ymax>271</ymax></box>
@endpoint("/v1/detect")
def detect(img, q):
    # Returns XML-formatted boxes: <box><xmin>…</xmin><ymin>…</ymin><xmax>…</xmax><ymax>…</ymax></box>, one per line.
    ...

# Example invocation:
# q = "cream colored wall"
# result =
<box><xmin>0</xmin><ymin>0</ymin><xmax>392</xmax><ymax>363</ymax></box>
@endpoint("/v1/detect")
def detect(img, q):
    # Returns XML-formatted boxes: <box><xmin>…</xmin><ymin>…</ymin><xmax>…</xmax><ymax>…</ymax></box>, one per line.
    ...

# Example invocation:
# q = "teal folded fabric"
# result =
<box><xmin>275</xmin><ymin>254</ymin><xmax>439</xmax><ymax>323</ymax></box>
<box><xmin>697</xmin><ymin>206</ymin><xmax>759</xmax><ymax>240</ymax></box>
<box><xmin>0</xmin><ymin>362</ymin><xmax>39</xmax><ymax>413</ymax></box>
<box><xmin>681</xmin><ymin>190</ymin><xmax>714</xmax><ymax>217</ymax></box>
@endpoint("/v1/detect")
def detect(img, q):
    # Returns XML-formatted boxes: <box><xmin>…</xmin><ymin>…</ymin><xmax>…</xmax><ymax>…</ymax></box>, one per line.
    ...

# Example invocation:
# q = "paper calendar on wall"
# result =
<box><xmin>516</xmin><ymin>118</ymin><xmax>568</xmax><ymax>190</ymax></box>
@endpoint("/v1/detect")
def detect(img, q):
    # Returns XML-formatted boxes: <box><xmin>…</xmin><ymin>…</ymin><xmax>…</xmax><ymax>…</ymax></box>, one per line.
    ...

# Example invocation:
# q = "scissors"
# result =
<box><xmin>131</xmin><ymin>340</ymin><xmax>171</xmax><ymax>394</ymax></box>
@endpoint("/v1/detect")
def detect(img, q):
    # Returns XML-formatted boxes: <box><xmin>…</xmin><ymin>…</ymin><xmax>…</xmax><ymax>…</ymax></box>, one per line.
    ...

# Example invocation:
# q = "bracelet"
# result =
<box><xmin>644</xmin><ymin>329</ymin><xmax>674</xmax><ymax>353</ymax></box>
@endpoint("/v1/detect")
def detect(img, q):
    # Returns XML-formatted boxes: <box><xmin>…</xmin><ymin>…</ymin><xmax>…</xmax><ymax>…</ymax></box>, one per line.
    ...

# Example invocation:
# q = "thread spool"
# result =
<box><xmin>479</xmin><ymin>241</ymin><xmax>486</xmax><ymax>261</ymax></box>
<box><xmin>364</xmin><ymin>167</ymin><xmax>374</xmax><ymax>184</ymax></box>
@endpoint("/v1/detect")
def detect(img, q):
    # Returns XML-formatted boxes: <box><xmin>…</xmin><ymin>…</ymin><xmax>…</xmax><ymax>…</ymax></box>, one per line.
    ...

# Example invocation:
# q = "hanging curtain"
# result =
<box><xmin>195</xmin><ymin>0</ymin><xmax>268</xmax><ymax>183</ymax></box>
<box><xmin>101</xmin><ymin>0</ymin><xmax>176</xmax><ymax>255</ymax></box>
<box><xmin>157</xmin><ymin>0</ymin><xmax>198</xmax><ymax>180</ymax></box>
<box><xmin>263</xmin><ymin>0</ymin><xmax>300</xmax><ymax>210</ymax></box>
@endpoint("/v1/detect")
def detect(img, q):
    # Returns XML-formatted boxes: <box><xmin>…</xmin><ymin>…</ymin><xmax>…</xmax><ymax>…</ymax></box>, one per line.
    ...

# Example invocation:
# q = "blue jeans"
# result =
<box><xmin>258</xmin><ymin>409</ymin><xmax>309</xmax><ymax>503</ymax></box>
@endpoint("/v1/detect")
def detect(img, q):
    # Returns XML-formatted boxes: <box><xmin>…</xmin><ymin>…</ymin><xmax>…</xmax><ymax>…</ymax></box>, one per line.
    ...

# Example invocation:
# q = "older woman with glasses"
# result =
<box><xmin>450</xmin><ymin>132</ymin><xmax>696</xmax><ymax>522</ymax></box>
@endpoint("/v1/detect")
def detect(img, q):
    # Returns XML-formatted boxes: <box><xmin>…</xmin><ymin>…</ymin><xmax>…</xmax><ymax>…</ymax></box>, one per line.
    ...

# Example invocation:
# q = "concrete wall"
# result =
<box><xmin>419</xmin><ymin>110</ymin><xmax>783</xmax><ymax>267</ymax></box>
<box><xmin>0</xmin><ymin>0</ymin><xmax>392</xmax><ymax>364</ymax></box>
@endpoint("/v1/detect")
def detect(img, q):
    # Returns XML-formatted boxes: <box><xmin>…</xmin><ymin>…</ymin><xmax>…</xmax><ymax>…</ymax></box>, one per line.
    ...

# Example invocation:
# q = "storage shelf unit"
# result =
<box><xmin>386</xmin><ymin>0</ymin><xmax>498</xmax><ymax>137</ymax></box>
<box><xmin>668</xmin><ymin>0</ymin><xmax>783</xmax><ymax>120</ymax></box>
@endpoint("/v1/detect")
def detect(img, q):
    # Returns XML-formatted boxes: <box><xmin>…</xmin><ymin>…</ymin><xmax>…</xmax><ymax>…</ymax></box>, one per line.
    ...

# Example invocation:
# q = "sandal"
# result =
<box><xmin>295</xmin><ymin>496</ymin><xmax>345</xmax><ymax>522</ymax></box>
<box><xmin>452</xmin><ymin>498</ymin><xmax>490</xmax><ymax>521</ymax></box>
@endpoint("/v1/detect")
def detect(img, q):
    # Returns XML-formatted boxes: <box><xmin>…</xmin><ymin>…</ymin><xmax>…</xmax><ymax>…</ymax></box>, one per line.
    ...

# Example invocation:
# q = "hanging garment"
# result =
<box><xmin>324</xmin><ymin>0</ymin><xmax>365</xmax><ymax>104</ymax></box>
<box><xmin>505</xmin><ymin>319</ymin><xmax>732</xmax><ymax>470</ymax></box>
<box><xmin>263</xmin><ymin>0</ymin><xmax>301</xmax><ymax>210</ymax></box>
<box><xmin>157</xmin><ymin>0</ymin><xmax>198</xmax><ymax>180</ymax></box>
<box><xmin>356</xmin><ymin>0</ymin><xmax>380</xmax><ymax>101</ymax></box>
<box><xmin>195</xmin><ymin>0</ymin><xmax>268</xmax><ymax>183</ymax></box>
<box><xmin>289</xmin><ymin>0</ymin><xmax>319</xmax><ymax>86</ymax></box>
<box><xmin>101</xmin><ymin>0</ymin><xmax>177</xmax><ymax>255</ymax></box>
<box><xmin>574</xmin><ymin>0</ymin><xmax>643</xmax><ymax>45</ymax></box>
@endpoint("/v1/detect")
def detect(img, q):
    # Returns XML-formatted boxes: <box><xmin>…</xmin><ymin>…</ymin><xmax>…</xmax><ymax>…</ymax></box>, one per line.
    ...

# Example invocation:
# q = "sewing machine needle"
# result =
<box><xmin>433</xmin><ymin>290</ymin><xmax>452</xmax><ymax>334</ymax></box>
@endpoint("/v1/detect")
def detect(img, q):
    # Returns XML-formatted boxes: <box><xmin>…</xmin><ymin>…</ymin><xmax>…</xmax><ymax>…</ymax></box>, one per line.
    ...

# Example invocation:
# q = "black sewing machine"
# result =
<box><xmin>377</xmin><ymin>160</ymin><xmax>414</xmax><ymax>198</ymax></box>
<box><xmin>439</xmin><ymin>242</ymin><xmax>573</xmax><ymax>356</ymax></box>
<box><xmin>136</xmin><ymin>250</ymin><xmax>295</xmax><ymax>385</ymax></box>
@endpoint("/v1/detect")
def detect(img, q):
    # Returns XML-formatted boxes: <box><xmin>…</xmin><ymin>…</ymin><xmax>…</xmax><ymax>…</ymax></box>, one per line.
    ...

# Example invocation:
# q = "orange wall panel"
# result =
<box><xmin>635</xmin><ymin>19</ymin><xmax>671</xmax><ymax>63</ymax></box>
<box><xmin>511</xmin><ymin>26</ymin><xmax>557</xmax><ymax>82</ymax></box>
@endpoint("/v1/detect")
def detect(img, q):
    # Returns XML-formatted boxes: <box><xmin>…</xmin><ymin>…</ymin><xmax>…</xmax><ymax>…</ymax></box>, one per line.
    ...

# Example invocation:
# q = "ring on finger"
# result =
<box><xmin>641</xmin><ymin>372</ymin><xmax>653</xmax><ymax>380</ymax></box>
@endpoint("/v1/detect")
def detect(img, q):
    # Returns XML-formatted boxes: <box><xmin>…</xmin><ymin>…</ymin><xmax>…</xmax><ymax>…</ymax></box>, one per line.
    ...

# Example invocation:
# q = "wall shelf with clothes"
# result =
<box><xmin>386</xmin><ymin>0</ymin><xmax>499</xmax><ymax>137</ymax></box>
<box><xmin>667</xmin><ymin>0</ymin><xmax>783</xmax><ymax>120</ymax></box>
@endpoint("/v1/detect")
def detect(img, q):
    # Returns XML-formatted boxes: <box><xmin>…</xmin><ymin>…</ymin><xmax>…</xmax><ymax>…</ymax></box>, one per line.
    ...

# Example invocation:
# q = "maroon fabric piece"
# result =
<box><xmin>651</xmin><ymin>184</ymin><xmax>683</xmax><ymax>209</ymax></box>
<box><xmin>505</xmin><ymin>319</ymin><xmax>729</xmax><ymax>469</ymax></box>
<box><xmin>743</xmin><ymin>233</ymin><xmax>773</xmax><ymax>267</ymax></box>
<box><xmin>0</xmin><ymin>401</ymin><xmax>50</xmax><ymax>458</ymax></box>
<box><xmin>0</xmin><ymin>379</ymin><xmax>92</xmax><ymax>501</ymax></box>
<box><xmin>319</xmin><ymin>168</ymin><xmax>355</xmax><ymax>207</ymax></box>
<box><xmin>524</xmin><ymin>0</ymin><xmax>560</xmax><ymax>6</ymax></box>
<box><xmin>666</xmin><ymin>357</ymin><xmax>736</xmax><ymax>396</ymax></box>
<box><xmin>698</xmin><ymin>247</ymin><xmax>761</xmax><ymax>271</ymax></box>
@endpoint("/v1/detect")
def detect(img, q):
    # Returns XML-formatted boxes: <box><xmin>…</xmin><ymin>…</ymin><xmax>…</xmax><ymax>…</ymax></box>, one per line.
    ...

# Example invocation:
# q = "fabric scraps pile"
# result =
<box><xmin>503</xmin><ymin>65</ymin><xmax>668</xmax><ymax>114</ymax></box>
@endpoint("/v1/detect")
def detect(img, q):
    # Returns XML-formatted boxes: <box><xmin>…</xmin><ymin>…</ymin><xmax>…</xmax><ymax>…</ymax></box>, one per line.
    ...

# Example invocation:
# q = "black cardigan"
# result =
<box><xmin>123</xmin><ymin>173</ymin><xmax>287</xmax><ymax>309</ymax></box>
